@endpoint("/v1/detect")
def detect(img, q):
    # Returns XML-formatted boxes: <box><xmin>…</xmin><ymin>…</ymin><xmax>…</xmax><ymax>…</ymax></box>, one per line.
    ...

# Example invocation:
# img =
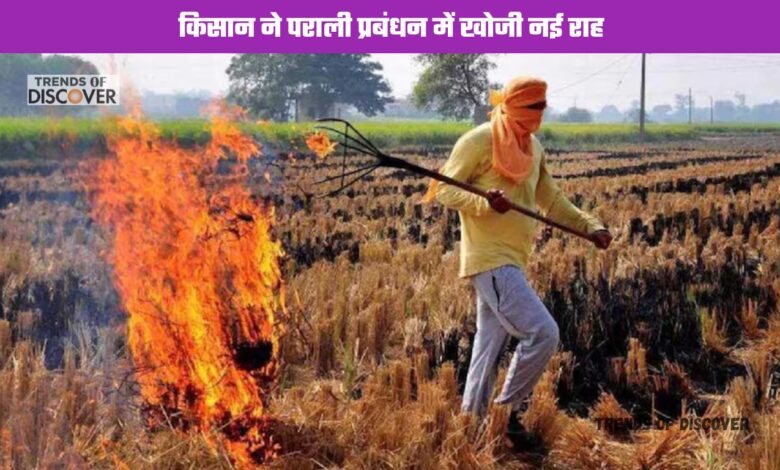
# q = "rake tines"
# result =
<box><xmin>316</xmin><ymin>118</ymin><xmax>382</xmax><ymax>156</ymax></box>
<box><xmin>309</xmin><ymin>118</ymin><xmax>386</xmax><ymax>196</ymax></box>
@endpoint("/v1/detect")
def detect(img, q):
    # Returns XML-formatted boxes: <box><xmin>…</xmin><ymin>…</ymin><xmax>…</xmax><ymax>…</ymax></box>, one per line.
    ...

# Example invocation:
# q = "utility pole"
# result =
<box><xmin>639</xmin><ymin>53</ymin><xmax>646</xmax><ymax>140</ymax></box>
<box><xmin>688</xmin><ymin>88</ymin><xmax>693</xmax><ymax>124</ymax></box>
<box><xmin>710</xmin><ymin>96</ymin><xmax>714</xmax><ymax>124</ymax></box>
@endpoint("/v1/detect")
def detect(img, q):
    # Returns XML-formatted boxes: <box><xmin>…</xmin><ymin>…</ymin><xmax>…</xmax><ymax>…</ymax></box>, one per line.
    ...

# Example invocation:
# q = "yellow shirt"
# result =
<box><xmin>436</xmin><ymin>122</ymin><xmax>605</xmax><ymax>278</ymax></box>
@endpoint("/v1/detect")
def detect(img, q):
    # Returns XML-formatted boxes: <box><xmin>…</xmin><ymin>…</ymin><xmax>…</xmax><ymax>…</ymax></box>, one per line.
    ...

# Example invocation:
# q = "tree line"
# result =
<box><xmin>0</xmin><ymin>54</ymin><xmax>99</xmax><ymax>116</ymax></box>
<box><xmin>1</xmin><ymin>53</ymin><xmax>779</xmax><ymax>124</ymax></box>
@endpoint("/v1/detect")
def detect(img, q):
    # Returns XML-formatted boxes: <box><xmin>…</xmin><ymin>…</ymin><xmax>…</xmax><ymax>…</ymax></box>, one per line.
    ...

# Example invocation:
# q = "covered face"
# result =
<box><xmin>419</xmin><ymin>76</ymin><xmax>548</xmax><ymax>204</ymax></box>
<box><xmin>490</xmin><ymin>76</ymin><xmax>548</xmax><ymax>183</ymax></box>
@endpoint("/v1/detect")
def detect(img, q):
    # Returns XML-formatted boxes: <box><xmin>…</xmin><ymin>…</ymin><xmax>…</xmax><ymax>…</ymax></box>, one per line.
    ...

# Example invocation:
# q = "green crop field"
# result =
<box><xmin>0</xmin><ymin>116</ymin><xmax>778</xmax><ymax>160</ymax></box>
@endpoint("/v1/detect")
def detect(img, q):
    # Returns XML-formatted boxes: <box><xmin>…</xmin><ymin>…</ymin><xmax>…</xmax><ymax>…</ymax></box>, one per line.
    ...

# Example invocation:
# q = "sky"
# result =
<box><xmin>73</xmin><ymin>54</ymin><xmax>780</xmax><ymax>112</ymax></box>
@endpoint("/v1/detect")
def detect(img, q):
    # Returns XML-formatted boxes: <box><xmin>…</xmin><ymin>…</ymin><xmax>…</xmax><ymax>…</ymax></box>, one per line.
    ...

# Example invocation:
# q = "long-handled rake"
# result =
<box><xmin>312</xmin><ymin>118</ymin><xmax>597</xmax><ymax>244</ymax></box>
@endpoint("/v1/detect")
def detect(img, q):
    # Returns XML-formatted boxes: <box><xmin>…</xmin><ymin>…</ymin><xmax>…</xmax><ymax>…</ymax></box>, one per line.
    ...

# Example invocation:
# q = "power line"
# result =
<box><xmin>605</xmin><ymin>55</ymin><xmax>638</xmax><ymax>104</ymax></box>
<box><xmin>548</xmin><ymin>54</ymin><xmax>631</xmax><ymax>95</ymax></box>
<box><xmin>682</xmin><ymin>54</ymin><xmax>780</xmax><ymax>65</ymax></box>
<box><xmin>644</xmin><ymin>63</ymin><xmax>780</xmax><ymax>74</ymax></box>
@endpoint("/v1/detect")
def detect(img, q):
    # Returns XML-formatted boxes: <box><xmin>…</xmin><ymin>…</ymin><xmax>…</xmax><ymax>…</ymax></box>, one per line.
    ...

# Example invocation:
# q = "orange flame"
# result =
<box><xmin>305</xmin><ymin>131</ymin><xmax>338</xmax><ymax>159</ymax></box>
<box><xmin>489</xmin><ymin>88</ymin><xmax>506</xmax><ymax>107</ymax></box>
<box><xmin>88</xmin><ymin>107</ymin><xmax>283</xmax><ymax>465</ymax></box>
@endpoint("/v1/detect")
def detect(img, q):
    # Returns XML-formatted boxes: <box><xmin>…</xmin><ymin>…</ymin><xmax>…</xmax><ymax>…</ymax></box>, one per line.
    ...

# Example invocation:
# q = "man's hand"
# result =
<box><xmin>590</xmin><ymin>229</ymin><xmax>613</xmax><ymax>249</ymax></box>
<box><xmin>486</xmin><ymin>189</ymin><xmax>511</xmax><ymax>214</ymax></box>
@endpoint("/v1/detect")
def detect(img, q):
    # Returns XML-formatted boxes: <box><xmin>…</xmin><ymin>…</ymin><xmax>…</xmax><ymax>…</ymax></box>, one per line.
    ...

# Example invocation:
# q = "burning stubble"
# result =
<box><xmin>85</xmin><ymin>106</ymin><xmax>284</xmax><ymax>465</ymax></box>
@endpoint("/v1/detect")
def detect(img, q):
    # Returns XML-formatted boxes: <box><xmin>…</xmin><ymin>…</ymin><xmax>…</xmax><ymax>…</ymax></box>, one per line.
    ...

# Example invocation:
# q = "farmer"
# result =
<box><xmin>426</xmin><ymin>76</ymin><xmax>612</xmax><ymax>444</ymax></box>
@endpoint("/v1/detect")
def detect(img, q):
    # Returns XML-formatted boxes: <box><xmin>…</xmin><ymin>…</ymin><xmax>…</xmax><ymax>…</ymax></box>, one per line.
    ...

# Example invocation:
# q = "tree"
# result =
<box><xmin>411</xmin><ymin>54</ymin><xmax>496</xmax><ymax>123</ymax></box>
<box><xmin>752</xmin><ymin>100</ymin><xmax>780</xmax><ymax>122</ymax></box>
<box><xmin>713</xmin><ymin>100</ymin><xmax>736</xmax><ymax>122</ymax></box>
<box><xmin>673</xmin><ymin>94</ymin><xmax>689</xmax><ymax>122</ymax></box>
<box><xmin>559</xmin><ymin>106</ymin><xmax>594</xmax><ymax>123</ymax></box>
<box><xmin>595</xmin><ymin>105</ymin><xmax>622</xmax><ymax>123</ymax></box>
<box><xmin>0</xmin><ymin>54</ymin><xmax>98</xmax><ymax>116</ymax></box>
<box><xmin>734</xmin><ymin>92</ymin><xmax>751</xmax><ymax>121</ymax></box>
<box><xmin>226</xmin><ymin>54</ymin><xmax>392</xmax><ymax>121</ymax></box>
<box><xmin>624</xmin><ymin>100</ymin><xmax>652</xmax><ymax>124</ymax></box>
<box><xmin>734</xmin><ymin>92</ymin><xmax>747</xmax><ymax>108</ymax></box>
<box><xmin>650</xmin><ymin>104</ymin><xmax>673</xmax><ymax>122</ymax></box>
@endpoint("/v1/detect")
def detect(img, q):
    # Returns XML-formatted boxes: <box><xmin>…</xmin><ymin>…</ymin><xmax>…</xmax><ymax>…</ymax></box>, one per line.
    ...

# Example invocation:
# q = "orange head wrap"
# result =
<box><xmin>418</xmin><ymin>76</ymin><xmax>547</xmax><ymax>204</ymax></box>
<box><xmin>489</xmin><ymin>76</ymin><xmax>547</xmax><ymax>184</ymax></box>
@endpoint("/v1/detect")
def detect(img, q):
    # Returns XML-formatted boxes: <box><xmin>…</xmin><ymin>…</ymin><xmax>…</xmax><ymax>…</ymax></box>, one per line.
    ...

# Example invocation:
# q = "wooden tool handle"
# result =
<box><xmin>382</xmin><ymin>153</ymin><xmax>596</xmax><ymax>243</ymax></box>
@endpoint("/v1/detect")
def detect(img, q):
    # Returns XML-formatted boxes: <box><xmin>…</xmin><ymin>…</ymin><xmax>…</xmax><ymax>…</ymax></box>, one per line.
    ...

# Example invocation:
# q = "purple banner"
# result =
<box><xmin>2</xmin><ymin>0</ymin><xmax>779</xmax><ymax>52</ymax></box>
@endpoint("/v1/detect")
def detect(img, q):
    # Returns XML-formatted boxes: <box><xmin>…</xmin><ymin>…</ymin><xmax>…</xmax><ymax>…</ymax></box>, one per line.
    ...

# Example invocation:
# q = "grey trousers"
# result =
<box><xmin>461</xmin><ymin>264</ymin><xmax>560</xmax><ymax>419</ymax></box>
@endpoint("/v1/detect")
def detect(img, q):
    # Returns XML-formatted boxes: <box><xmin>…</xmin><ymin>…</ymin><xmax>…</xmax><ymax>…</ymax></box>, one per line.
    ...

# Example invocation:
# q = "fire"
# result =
<box><xmin>305</xmin><ymin>131</ymin><xmax>338</xmax><ymax>159</ymax></box>
<box><xmin>489</xmin><ymin>88</ymin><xmax>506</xmax><ymax>107</ymax></box>
<box><xmin>88</xmin><ymin>106</ymin><xmax>283</xmax><ymax>465</ymax></box>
